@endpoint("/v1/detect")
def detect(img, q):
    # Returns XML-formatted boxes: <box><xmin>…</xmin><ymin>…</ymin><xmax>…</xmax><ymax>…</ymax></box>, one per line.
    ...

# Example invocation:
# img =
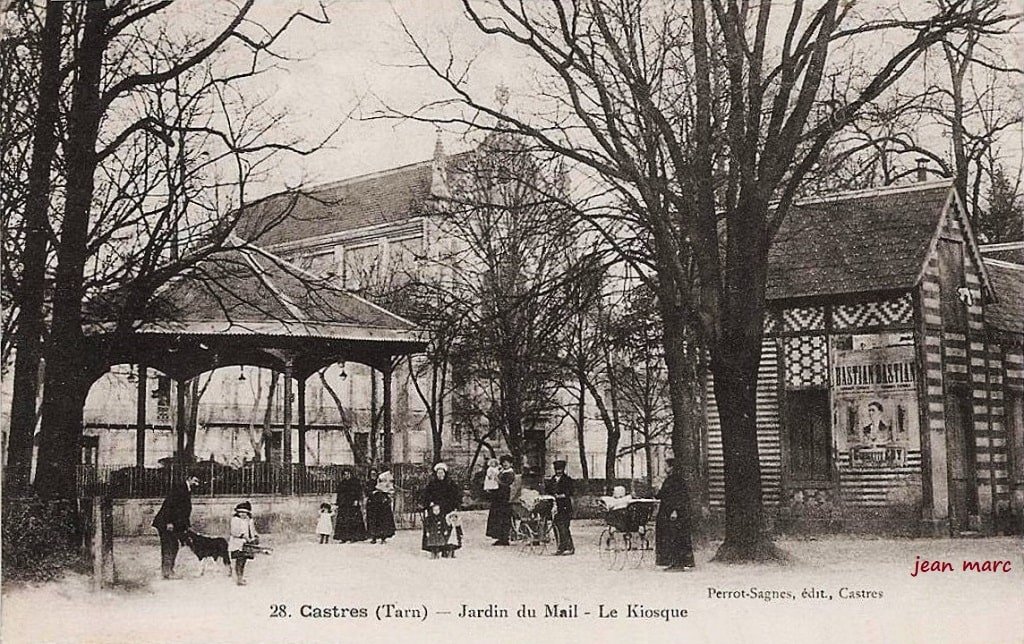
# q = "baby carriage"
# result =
<box><xmin>509</xmin><ymin>494</ymin><xmax>556</xmax><ymax>555</ymax></box>
<box><xmin>596</xmin><ymin>498</ymin><xmax>658</xmax><ymax>569</ymax></box>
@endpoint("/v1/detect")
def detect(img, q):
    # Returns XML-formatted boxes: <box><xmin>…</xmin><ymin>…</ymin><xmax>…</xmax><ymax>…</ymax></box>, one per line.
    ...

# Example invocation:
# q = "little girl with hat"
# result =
<box><xmin>229</xmin><ymin>501</ymin><xmax>258</xmax><ymax>585</ymax></box>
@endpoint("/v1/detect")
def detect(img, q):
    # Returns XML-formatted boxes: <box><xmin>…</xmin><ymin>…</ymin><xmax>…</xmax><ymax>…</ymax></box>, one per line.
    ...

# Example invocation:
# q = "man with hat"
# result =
<box><xmin>545</xmin><ymin>460</ymin><xmax>575</xmax><ymax>555</ymax></box>
<box><xmin>152</xmin><ymin>474</ymin><xmax>200</xmax><ymax>579</ymax></box>
<box><xmin>655</xmin><ymin>457</ymin><xmax>695</xmax><ymax>571</ymax></box>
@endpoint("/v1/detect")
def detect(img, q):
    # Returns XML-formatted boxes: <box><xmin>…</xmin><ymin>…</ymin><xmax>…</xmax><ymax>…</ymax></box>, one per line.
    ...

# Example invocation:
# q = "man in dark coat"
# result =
<box><xmin>485</xmin><ymin>455</ymin><xmax>515</xmax><ymax>545</ymax></box>
<box><xmin>655</xmin><ymin>458</ymin><xmax>695</xmax><ymax>570</ymax></box>
<box><xmin>545</xmin><ymin>460</ymin><xmax>575</xmax><ymax>555</ymax></box>
<box><xmin>152</xmin><ymin>474</ymin><xmax>199</xmax><ymax>579</ymax></box>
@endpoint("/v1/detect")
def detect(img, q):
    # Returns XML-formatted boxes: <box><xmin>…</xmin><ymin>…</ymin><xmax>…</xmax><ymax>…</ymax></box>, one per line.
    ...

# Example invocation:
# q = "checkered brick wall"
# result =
<box><xmin>783</xmin><ymin>335</ymin><xmax>829</xmax><ymax>388</ymax></box>
<box><xmin>782</xmin><ymin>306</ymin><xmax>826</xmax><ymax>332</ymax></box>
<box><xmin>833</xmin><ymin>293</ymin><xmax>914</xmax><ymax>330</ymax></box>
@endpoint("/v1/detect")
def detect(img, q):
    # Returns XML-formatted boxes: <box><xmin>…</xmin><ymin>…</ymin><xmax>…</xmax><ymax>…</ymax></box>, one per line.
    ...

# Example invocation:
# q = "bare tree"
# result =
<box><xmin>434</xmin><ymin>137</ymin><xmax>597</xmax><ymax>467</ymax></box>
<box><xmin>318</xmin><ymin>369</ymin><xmax>366</xmax><ymax>464</ymax></box>
<box><xmin>2</xmin><ymin>1</ymin><xmax>64</xmax><ymax>492</ymax></box>
<box><xmin>980</xmin><ymin>164</ymin><xmax>1023</xmax><ymax>242</ymax></box>
<box><xmin>804</xmin><ymin>0</ymin><xmax>1023</xmax><ymax>230</ymax></box>
<box><xmin>9</xmin><ymin>1</ymin><xmax>338</xmax><ymax>498</ymax></box>
<box><xmin>388</xmin><ymin>0</ymin><xmax>1013</xmax><ymax>561</ymax></box>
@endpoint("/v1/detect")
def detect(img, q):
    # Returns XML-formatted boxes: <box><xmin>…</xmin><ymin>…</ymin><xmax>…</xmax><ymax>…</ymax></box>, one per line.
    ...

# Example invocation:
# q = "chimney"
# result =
<box><xmin>916</xmin><ymin>158</ymin><xmax>929</xmax><ymax>183</ymax></box>
<box><xmin>430</xmin><ymin>129</ymin><xmax>449</xmax><ymax>199</ymax></box>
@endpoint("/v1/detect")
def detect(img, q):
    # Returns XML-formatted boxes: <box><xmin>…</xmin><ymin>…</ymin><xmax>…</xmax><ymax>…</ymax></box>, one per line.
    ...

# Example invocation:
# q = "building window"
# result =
<box><xmin>80</xmin><ymin>435</ymin><xmax>99</xmax><ymax>466</ymax></box>
<box><xmin>785</xmin><ymin>388</ymin><xmax>832</xmax><ymax>481</ymax></box>
<box><xmin>152</xmin><ymin>376</ymin><xmax>171</xmax><ymax>421</ymax></box>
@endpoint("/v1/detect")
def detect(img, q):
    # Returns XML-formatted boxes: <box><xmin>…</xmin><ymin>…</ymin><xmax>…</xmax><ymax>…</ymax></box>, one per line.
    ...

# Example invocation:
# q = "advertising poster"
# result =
<box><xmin>833</xmin><ymin>343</ymin><xmax>920</xmax><ymax>467</ymax></box>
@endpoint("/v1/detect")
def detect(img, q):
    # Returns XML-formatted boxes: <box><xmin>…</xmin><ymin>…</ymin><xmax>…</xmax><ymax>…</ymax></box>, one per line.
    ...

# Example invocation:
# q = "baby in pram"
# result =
<box><xmin>599</xmin><ymin>486</ymin><xmax>636</xmax><ymax>532</ymax></box>
<box><xmin>513</xmin><ymin>487</ymin><xmax>555</xmax><ymax>543</ymax></box>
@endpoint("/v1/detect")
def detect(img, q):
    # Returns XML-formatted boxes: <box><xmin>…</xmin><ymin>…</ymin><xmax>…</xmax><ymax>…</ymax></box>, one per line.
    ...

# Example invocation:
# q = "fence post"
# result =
<box><xmin>90</xmin><ymin>492</ymin><xmax>115</xmax><ymax>590</ymax></box>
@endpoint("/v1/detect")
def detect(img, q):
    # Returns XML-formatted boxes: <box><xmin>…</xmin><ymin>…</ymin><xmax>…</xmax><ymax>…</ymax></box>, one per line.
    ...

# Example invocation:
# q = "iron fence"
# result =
<box><xmin>74</xmin><ymin>462</ymin><xmax>471</xmax><ymax>500</ymax></box>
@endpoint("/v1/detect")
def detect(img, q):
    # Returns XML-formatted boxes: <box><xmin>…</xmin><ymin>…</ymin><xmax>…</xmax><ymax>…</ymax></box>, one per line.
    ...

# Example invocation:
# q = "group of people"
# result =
<box><xmin>153</xmin><ymin>457</ymin><xmax>697</xmax><ymax>582</ymax></box>
<box><xmin>317</xmin><ymin>467</ymin><xmax>398</xmax><ymax>545</ymax></box>
<box><xmin>483</xmin><ymin>457</ymin><xmax>576</xmax><ymax>555</ymax></box>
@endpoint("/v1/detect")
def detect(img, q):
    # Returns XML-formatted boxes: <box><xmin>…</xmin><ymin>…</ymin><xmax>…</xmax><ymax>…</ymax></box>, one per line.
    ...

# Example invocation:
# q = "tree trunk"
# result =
<box><xmin>34</xmin><ymin>2</ymin><xmax>108</xmax><ymax>499</ymax></box>
<box><xmin>431</xmin><ymin>424</ymin><xmax>443</xmax><ymax>464</ymax></box>
<box><xmin>711</xmin><ymin>201</ymin><xmax>787</xmax><ymax>563</ymax></box>
<box><xmin>260</xmin><ymin>372</ymin><xmax>278</xmax><ymax>462</ymax></box>
<box><xmin>656</xmin><ymin>295</ymin><xmax>703</xmax><ymax>535</ymax></box>
<box><xmin>604</xmin><ymin>425</ymin><xmax>619</xmax><ymax>487</ymax></box>
<box><xmin>7</xmin><ymin>1</ymin><xmax>64</xmax><ymax>493</ymax></box>
<box><xmin>710</xmin><ymin>342</ymin><xmax>779</xmax><ymax>559</ymax></box>
<box><xmin>643</xmin><ymin>433</ymin><xmax>654</xmax><ymax>486</ymax></box>
<box><xmin>34</xmin><ymin>362</ymin><xmax>94</xmax><ymax>499</ymax></box>
<box><xmin>317</xmin><ymin>370</ymin><xmax>363</xmax><ymax>464</ymax></box>
<box><xmin>583</xmin><ymin>378</ymin><xmax>618</xmax><ymax>493</ymax></box>
<box><xmin>575</xmin><ymin>371</ymin><xmax>589</xmax><ymax>479</ymax></box>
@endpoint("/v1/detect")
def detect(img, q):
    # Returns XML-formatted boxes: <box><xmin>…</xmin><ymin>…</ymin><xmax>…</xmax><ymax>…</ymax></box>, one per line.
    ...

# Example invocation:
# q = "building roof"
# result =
<box><xmin>980</xmin><ymin>241</ymin><xmax>1024</xmax><ymax>266</ymax></box>
<box><xmin>983</xmin><ymin>258</ymin><xmax>1024</xmax><ymax>336</ymax></box>
<box><xmin>236</xmin><ymin>151</ymin><xmax>472</xmax><ymax>249</ymax></box>
<box><xmin>84</xmin><ymin>241</ymin><xmax>425</xmax><ymax>378</ymax></box>
<box><xmin>767</xmin><ymin>182</ymin><xmax>954</xmax><ymax>300</ymax></box>
<box><xmin>137</xmin><ymin>242</ymin><xmax>418</xmax><ymax>339</ymax></box>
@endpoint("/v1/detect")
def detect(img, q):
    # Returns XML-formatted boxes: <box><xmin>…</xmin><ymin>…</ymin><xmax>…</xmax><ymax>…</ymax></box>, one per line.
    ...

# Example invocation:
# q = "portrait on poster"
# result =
<box><xmin>832</xmin><ymin>342</ymin><xmax>919</xmax><ymax>468</ymax></box>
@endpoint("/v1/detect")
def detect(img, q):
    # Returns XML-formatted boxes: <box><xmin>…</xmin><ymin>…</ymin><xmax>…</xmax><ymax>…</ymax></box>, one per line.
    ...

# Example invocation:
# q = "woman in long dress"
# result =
<box><xmin>485</xmin><ymin>456</ymin><xmax>515</xmax><ymax>545</ymax></box>
<box><xmin>421</xmin><ymin>462</ymin><xmax>461</xmax><ymax>558</ymax></box>
<box><xmin>333</xmin><ymin>468</ymin><xmax>367</xmax><ymax>542</ymax></box>
<box><xmin>655</xmin><ymin>458</ymin><xmax>695</xmax><ymax>570</ymax></box>
<box><xmin>366</xmin><ymin>470</ymin><xmax>397</xmax><ymax>544</ymax></box>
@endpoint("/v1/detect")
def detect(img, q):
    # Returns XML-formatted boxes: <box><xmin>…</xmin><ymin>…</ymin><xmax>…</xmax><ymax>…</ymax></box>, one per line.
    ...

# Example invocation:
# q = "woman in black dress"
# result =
<box><xmin>655</xmin><ymin>458</ymin><xmax>695</xmax><ymax>570</ymax></box>
<box><xmin>333</xmin><ymin>468</ymin><xmax>368</xmax><ymax>542</ymax></box>
<box><xmin>421</xmin><ymin>462</ymin><xmax>461</xmax><ymax>558</ymax></box>
<box><xmin>485</xmin><ymin>455</ymin><xmax>515</xmax><ymax>545</ymax></box>
<box><xmin>366</xmin><ymin>470</ymin><xmax>397</xmax><ymax>544</ymax></box>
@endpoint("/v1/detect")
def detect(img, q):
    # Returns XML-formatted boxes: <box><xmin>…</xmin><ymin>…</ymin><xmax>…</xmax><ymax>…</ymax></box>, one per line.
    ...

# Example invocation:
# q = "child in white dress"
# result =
<box><xmin>316</xmin><ymin>502</ymin><xmax>333</xmax><ymax>544</ymax></box>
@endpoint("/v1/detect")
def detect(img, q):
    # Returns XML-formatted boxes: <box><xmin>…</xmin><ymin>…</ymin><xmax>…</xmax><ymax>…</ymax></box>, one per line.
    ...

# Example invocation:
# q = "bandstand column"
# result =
<box><xmin>297</xmin><ymin>376</ymin><xmax>307</xmax><ymax>465</ymax></box>
<box><xmin>135</xmin><ymin>364</ymin><xmax>147</xmax><ymax>468</ymax></box>
<box><xmin>282</xmin><ymin>363</ymin><xmax>293</xmax><ymax>465</ymax></box>
<box><xmin>382</xmin><ymin>361</ymin><xmax>393</xmax><ymax>465</ymax></box>
<box><xmin>175</xmin><ymin>378</ymin><xmax>186</xmax><ymax>459</ymax></box>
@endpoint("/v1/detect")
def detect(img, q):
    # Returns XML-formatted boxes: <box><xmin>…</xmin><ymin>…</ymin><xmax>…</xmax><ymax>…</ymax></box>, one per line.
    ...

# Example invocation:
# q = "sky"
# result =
<box><xmin>206</xmin><ymin>0</ymin><xmax>534</xmax><ymax>197</ymax></box>
<box><xmin>165</xmin><ymin>0</ymin><xmax>1024</xmax><ymax>201</ymax></box>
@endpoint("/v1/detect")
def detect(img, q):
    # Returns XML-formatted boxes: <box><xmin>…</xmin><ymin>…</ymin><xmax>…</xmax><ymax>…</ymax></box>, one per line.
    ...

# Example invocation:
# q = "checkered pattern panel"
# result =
<box><xmin>764</xmin><ymin>309</ymin><xmax>780</xmax><ymax>334</ymax></box>
<box><xmin>833</xmin><ymin>294</ymin><xmax>913</xmax><ymax>330</ymax></box>
<box><xmin>783</xmin><ymin>335</ymin><xmax>829</xmax><ymax>388</ymax></box>
<box><xmin>782</xmin><ymin>306</ymin><xmax>826</xmax><ymax>332</ymax></box>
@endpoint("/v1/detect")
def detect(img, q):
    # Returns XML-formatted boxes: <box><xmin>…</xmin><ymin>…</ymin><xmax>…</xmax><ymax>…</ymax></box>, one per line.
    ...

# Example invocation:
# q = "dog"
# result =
<box><xmin>181</xmin><ymin>530</ymin><xmax>231</xmax><ymax>576</ymax></box>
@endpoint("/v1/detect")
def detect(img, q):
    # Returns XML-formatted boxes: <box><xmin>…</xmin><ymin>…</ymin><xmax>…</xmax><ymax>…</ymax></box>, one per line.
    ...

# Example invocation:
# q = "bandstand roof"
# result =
<box><xmin>85</xmin><ymin>241</ymin><xmax>426</xmax><ymax>380</ymax></box>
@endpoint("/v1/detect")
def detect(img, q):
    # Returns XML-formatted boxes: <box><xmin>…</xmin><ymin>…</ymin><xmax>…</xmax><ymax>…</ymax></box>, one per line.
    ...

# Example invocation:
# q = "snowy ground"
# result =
<box><xmin>3</xmin><ymin>511</ymin><xmax>1022</xmax><ymax>644</ymax></box>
